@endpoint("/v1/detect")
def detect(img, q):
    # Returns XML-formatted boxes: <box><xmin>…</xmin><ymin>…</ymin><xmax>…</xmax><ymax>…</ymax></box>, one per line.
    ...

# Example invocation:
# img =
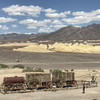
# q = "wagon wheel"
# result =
<box><xmin>56</xmin><ymin>80</ymin><xmax>64</xmax><ymax>88</ymax></box>
<box><xmin>72</xmin><ymin>80</ymin><xmax>77</xmax><ymax>87</ymax></box>
<box><xmin>32</xmin><ymin>79</ymin><xmax>40</xmax><ymax>88</ymax></box>
<box><xmin>47</xmin><ymin>82</ymin><xmax>52</xmax><ymax>88</ymax></box>
<box><xmin>22</xmin><ymin>84</ymin><xmax>27</xmax><ymax>92</ymax></box>
<box><xmin>0</xmin><ymin>84</ymin><xmax>7</xmax><ymax>94</ymax></box>
<box><xmin>29</xmin><ymin>79</ymin><xmax>40</xmax><ymax>89</ymax></box>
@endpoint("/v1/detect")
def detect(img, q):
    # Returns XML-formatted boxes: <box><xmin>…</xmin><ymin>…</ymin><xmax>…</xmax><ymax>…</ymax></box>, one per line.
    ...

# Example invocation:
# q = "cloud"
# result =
<box><xmin>53</xmin><ymin>25</ymin><xmax>66</xmax><ymax>29</ymax></box>
<box><xmin>52</xmin><ymin>19</ymin><xmax>63</xmax><ymax>25</ymax></box>
<box><xmin>2</xmin><ymin>5</ymin><xmax>43</xmax><ymax>17</ymax></box>
<box><xmin>0</xmin><ymin>25</ymin><xmax>9</xmax><ymax>30</ymax></box>
<box><xmin>44</xmin><ymin>8</ymin><xmax>56</xmax><ymax>13</ymax></box>
<box><xmin>19</xmin><ymin>19</ymin><xmax>38</xmax><ymax>24</ymax></box>
<box><xmin>62</xmin><ymin>9</ymin><xmax>100</xmax><ymax>25</ymax></box>
<box><xmin>4</xmin><ymin>31</ymin><xmax>20</xmax><ymax>34</ymax></box>
<box><xmin>73</xmin><ymin>25</ymin><xmax>81</xmax><ymax>28</ymax></box>
<box><xmin>0</xmin><ymin>17</ymin><xmax>17</xmax><ymax>23</ymax></box>
<box><xmin>2</xmin><ymin>4</ymin><xmax>100</xmax><ymax>33</ymax></box>
<box><xmin>19</xmin><ymin>18</ymin><xmax>66</xmax><ymax>32</ymax></box>
<box><xmin>38</xmin><ymin>27</ymin><xmax>53</xmax><ymax>33</ymax></box>
<box><xmin>45</xmin><ymin>11</ymin><xmax>71</xmax><ymax>18</ymax></box>
<box><xmin>27</xmin><ymin>25</ymin><xmax>37</xmax><ymax>29</ymax></box>
<box><xmin>19</xmin><ymin>19</ymin><xmax>52</xmax><ymax>29</ymax></box>
<box><xmin>2</xmin><ymin>4</ymin><xmax>71</xmax><ymax>18</ymax></box>
<box><xmin>49</xmin><ymin>19</ymin><xmax>66</xmax><ymax>29</ymax></box>
<box><xmin>37</xmin><ymin>19</ymin><xmax>51</xmax><ymax>26</ymax></box>
<box><xmin>62</xmin><ymin>17</ymin><xmax>91</xmax><ymax>24</ymax></box>
<box><xmin>72</xmin><ymin>9</ymin><xmax>100</xmax><ymax>16</ymax></box>
<box><xmin>11</xmin><ymin>24</ymin><xmax>18</xmax><ymax>28</ymax></box>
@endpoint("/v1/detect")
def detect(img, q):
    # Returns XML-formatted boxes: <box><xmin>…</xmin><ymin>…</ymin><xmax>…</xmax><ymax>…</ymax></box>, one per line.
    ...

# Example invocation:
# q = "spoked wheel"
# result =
<box><xmin>23</xmin><ymin>84</ymin><xmax>27</xmax><ymax>92</ymax></box>
<box><xmin>27</xmin><ymin>79</ymin><xmax>40</xmax><ymax>90</ymax></box>
<box><xmin>1</xmin><ymin>84</ymin><xmax>7</xmax><ymax>94</ymax></box>
<box><xmin>72</xmin><ymin>80</ymin><xmax>77</xmax><ymax>87</ymax></box>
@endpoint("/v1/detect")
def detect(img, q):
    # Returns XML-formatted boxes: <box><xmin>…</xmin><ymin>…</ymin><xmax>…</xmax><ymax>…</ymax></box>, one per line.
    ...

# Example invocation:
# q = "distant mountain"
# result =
<box><xmin>1</xmin><ymin>24</ymin><xmax>100</xmax><ymax>43</ymax></box>
<box><xmin>0</xmin><ymin>33</ymin><xmax>47</xmax><ymax>42</ymax></box>
<box><xmin>35</xmin><ymin>24</ymin><xmax>100</xmax><ymax>42</ymax></box>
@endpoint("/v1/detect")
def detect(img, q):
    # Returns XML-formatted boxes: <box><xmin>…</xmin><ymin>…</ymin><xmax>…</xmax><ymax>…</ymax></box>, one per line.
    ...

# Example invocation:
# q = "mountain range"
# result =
<box><xmin>0</xmin><ymin>24</ymin><xmax>100</xmax><ymax>43</ymax></box>
<box><xmin>0</xmin><ymin>33</ymin><xmax>46</xmax><ymax>42</ymax></box>
<box><xmin>35</xmin><ymin>24</ymin><xmax>100</xmax><ymax>42</ymax></box>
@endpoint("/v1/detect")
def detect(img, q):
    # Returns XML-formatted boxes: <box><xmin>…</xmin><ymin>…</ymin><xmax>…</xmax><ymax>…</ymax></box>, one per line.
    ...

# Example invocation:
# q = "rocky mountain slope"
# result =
<box><xmin>1</xmin><ymin>24</ymin><xmax>100</xmax><ymax>43</ymax></box>
<box><xmin>35</xmin><ymin>24</ymin><xmax>100</xmax><ymax>42</ymax></box>
<box><xmin>0</xmin><ymin>33</ymin><xmax>46</xmax><ymax>42</ymax></box>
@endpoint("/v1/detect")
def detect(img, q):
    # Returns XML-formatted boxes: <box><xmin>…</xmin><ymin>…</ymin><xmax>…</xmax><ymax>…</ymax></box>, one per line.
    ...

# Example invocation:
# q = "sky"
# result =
<box><xmin>0</xmin><ymin>0</ymin><xmax>100</xmax><ymax>34</ymax></box>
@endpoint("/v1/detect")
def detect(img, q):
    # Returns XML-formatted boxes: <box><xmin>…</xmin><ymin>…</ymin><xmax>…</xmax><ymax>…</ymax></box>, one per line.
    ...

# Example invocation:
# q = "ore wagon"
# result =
<box><xmin>26</xmin><ymin>73</ymin><xmax>52</xmax><ymax>89</ymax></box>
<box><xmin>52</xmin><ymin>71</ymin><xmax>76</xmax><ymax>87</ymax></box>
<box><xmin>1</xmin><ymin>70</ymin><xmax>76</xmax><ymax>93</ymax></box>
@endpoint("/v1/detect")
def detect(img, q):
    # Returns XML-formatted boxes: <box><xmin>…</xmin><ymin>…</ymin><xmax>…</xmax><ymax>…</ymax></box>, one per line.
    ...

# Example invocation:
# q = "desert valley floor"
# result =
<box><xmin>0</xmin><ymin>45</ymin><xmax>100</xmax><ymax>100</ymax></box>
<box><xmin>0</xmin><ymin>46</ymin><xmax>100</xmax><ymax>69</ymax></box>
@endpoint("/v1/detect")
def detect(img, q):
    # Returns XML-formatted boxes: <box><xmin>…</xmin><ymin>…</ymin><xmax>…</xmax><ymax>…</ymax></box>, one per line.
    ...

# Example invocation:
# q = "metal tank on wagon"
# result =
<box><xmin>1</xmin><ymin>76</ymin><xmax>25</xmax><ymax>93</ymax></box>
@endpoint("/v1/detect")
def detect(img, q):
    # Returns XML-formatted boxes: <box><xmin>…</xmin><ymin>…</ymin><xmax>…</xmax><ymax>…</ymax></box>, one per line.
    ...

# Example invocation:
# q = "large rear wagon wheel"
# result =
<box><xmin>72</xmin><ymin>80</ymin><xmax>77</xmax><ymax>87</ymax></box>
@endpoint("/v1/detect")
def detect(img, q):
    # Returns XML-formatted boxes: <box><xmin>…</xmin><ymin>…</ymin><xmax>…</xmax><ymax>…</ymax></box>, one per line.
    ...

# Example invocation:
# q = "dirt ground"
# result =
<box><xmin>0</xmin><ymin>68</ymin><xmax>99</xmax><ymax>100</ymax></box>
<box><xmin>0</xmin><ymin>46</ymin><xmax>100</xmax><ymax>69</ymax></box>
<box><xmin>0</xmin><ymin>45</ymin><xmax>100</xmax><ymax>99</ymax></box>
<box><xmin>0</xmin><ymin>82</ymin><xmax>99</xmax><ymax>100</ymax></box>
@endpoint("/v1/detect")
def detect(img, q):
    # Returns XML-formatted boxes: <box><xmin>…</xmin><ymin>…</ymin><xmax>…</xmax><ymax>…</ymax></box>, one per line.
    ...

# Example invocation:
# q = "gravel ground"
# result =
<box><xmin>0</xmin><ymin>48</ymin><xmax>100</xmax><ymax>69</ymax></box>
<box><xmin>0</xmin><ymin>83</ymin><xmax>100</xmax><ymax>100</ymax></box>
<box><xmin>0</xmin><ymin>46</ymin><xmax>100</xmax><ymax>99</ymax></box>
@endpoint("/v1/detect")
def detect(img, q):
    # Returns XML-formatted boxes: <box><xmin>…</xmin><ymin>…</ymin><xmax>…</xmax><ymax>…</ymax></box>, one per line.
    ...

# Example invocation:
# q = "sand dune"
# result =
<box><xmin>13</xmin><ymin>42</ymin><xmax>100</xmax><ymax>53</ymax></box>
<box><xmin>0</xmin><ymin>42</ymin><xmax>35</xmax><ymax>47</ymax></box>
<box><xmin>13</xmin><ymin>44</ymin><xmax>54</xmax><ymax>52</ymax></box>
<box><xmin>49</xmin><ymin>42</ymin><xmax>100</xmax><ymax>53</ymax></box>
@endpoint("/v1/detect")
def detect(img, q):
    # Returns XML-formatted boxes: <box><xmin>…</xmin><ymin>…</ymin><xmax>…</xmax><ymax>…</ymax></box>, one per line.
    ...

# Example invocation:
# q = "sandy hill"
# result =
<box><xmin>13</xmin><ymin>42</ymin><xmax>100</xmax><ymax>53</ymax></box>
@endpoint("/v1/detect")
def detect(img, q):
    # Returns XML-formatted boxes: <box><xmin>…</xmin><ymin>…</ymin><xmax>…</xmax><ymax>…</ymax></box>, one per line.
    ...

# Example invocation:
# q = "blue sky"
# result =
<box><xmin>0</xmin><ymin>0</ymin><xmax>100</xmax><ymax>34</ymax></box>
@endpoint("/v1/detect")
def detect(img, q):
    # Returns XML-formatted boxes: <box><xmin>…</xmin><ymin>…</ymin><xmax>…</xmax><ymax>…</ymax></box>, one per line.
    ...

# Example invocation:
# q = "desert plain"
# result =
<box><xmin>0</xmin><ymin>42</ymin><xmax>100</xmax><ymax>100</ymax></box>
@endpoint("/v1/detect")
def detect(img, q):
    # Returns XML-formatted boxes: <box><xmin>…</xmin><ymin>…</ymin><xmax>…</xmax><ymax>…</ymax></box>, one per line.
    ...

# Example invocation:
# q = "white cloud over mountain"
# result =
<box><xmin>2</xmin><ymin>5</ymin><xmax>42</xmax><ymax>17</ymax></box>
<box><xmin>19</xmin><ymin>18</ymin><xmax>66</xmax><ymax>31</ymax></box>
<box><xmin>38</xmin><ymin>27</ymin><xmax>53</xmax><ymax>33</ymax></box>
<box><xmin>52</xmin><ymin>19</ymin><xmax>63</xmax><ymax>25</ymax></box>
<box><xmin>1</xmin><ymin>4</ymin><xmax>100</xmax><ymax>33</ymax></box>
<box><xmin>53</xmin><ymin>24</ymin><xmax>66</xmax><ymax>29</ymax></box>
<box><xmin>62</xmin><ymin>9</ymin><xmax>100</xmax><ymax>24</ymax></box>
<box><xmin>19</xmin><ymin>19</ymin><xmax>52</xmax><ymax>29</ymax></box>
